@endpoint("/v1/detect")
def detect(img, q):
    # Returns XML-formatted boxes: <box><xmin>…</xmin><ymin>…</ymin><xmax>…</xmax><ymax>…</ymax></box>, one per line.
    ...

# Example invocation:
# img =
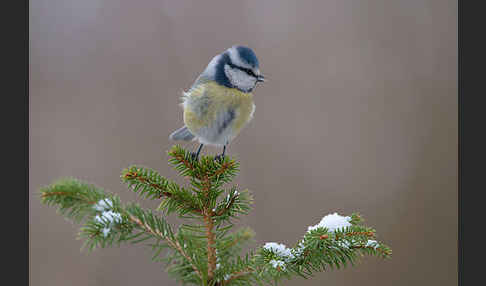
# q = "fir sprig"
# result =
<box><xmin>40</xmin><ymin>178</ymin><xmax>108</xmax><ymax>223</ymax></box>
<box><xmin>39</xmin><ymin>145</ymin><xmax>391</xmax><ymax>286</ymax></box>
<box><xmin>122</xmin><ymin>166</ymin><xmax>203</xmax><ymax>216</ymax></box>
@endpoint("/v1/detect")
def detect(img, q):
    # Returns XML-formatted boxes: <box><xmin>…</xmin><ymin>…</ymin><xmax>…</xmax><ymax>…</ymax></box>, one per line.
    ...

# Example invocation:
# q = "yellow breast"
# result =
<box><xmin>183</xmin><ymin>81</ymin><xmax>255</xmax><ymax>135</ymax></box>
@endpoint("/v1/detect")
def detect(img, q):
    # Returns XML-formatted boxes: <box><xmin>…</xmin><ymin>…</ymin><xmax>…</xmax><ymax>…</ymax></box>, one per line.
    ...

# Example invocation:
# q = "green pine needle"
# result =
<box><xmin>39</xmin><ymin>145</ymin><xmax>392</xmax><ymax>286</ymax></box>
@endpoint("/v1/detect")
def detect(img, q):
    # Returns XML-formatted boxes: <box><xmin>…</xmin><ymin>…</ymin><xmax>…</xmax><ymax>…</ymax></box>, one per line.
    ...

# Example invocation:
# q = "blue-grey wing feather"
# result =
<box><xmin>169</xmin><ymin>126</ymin><xmax>195</xmax><ymax>141</ymax></box>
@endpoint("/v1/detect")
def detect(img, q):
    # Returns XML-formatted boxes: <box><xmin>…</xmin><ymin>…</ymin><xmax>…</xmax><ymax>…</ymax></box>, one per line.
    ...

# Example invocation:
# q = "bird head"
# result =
<box><xmin>203</xmin><ymin>45</ymin><xmax>265</xmax><ymax>93</ymax></box>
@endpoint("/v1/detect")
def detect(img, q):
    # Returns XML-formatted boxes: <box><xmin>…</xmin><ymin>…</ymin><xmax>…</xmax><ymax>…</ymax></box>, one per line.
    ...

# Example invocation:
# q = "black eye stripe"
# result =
<box><xmin>228</xmin><ymin>63</ymin><xmax>256</xmax><ymax>77</ymax></box>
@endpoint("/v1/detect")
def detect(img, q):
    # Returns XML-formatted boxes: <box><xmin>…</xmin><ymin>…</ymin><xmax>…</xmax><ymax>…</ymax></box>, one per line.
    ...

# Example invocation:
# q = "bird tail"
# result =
<box><xmin>169</xmin><ymin>126</ymin><xmax>195</xmax><ymax>141</ymax></box>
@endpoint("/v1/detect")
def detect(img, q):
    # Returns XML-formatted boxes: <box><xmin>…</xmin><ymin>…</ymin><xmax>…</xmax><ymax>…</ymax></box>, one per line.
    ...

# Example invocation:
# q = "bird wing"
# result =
<box><xmin>169</xmin><ymin>126</ymin><xmax>195</xmax><ymax>141</ymax></box>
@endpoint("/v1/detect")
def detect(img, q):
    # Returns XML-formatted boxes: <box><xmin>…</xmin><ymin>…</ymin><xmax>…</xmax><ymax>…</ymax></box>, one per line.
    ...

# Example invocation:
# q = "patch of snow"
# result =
<box><xmin>307</xmin><ymin>212</ymin><xmax>351</xmax><ymax>233</ymax></box>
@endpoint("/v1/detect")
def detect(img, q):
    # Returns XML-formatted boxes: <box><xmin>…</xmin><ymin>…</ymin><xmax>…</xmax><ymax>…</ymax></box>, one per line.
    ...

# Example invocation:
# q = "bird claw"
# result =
<box><xmin>214</xmin><ymin>154</ymin><xmax>224</xmax><ymax>163</ymax></box>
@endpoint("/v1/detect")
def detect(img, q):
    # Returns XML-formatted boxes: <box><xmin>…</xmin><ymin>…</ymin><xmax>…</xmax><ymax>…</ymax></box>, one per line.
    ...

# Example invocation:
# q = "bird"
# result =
<box><xmin>169</xmin><ymin>45</ymin><xmax>265</xmax><ymax>161</ymax></box>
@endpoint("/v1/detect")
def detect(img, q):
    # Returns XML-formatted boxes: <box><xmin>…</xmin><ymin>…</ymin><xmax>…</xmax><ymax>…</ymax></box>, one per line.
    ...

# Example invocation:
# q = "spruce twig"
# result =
<box><xmin>128</xmin><ymin>214</ymin><xmax>203</xmax><ymax>279</ymax></box>
<box><xmin>38</xmin><ymin>145</ymin><xmax>392</xmax><ymax>285</ymax></box>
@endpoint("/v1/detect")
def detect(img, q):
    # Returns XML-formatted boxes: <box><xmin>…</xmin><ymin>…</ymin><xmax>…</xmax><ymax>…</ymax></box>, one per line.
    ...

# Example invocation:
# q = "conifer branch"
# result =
<box><xmin>215</xmin><ymin>196</ymin><xmax>236</xmax><ymax>216</ymax></box>
<box><xmin>127</xmin><ymin>214</ymin><xmax>203</xmax><ymax>279</ymax></box>
<box><xmin>168</xmin><ymin>146</ymin><xmax>203</xmax><ymax>180</ymax></box>
<box><xmin>122</xmin><ymin>166</ymin><xmax>203</xmax><ymax>215</ymax></box>
<box><xmin>122</xmin><ymin>168</ymin><xmax>173</xmax><ymax>198</ymax></box>
<box><xmin>210</xmin><ymin>161</ymin><xmax>236</xmax><ymax>179</ymax></box>
<box><xmin>39</xmin><ymin>178</ymin><xmax>108</xmax><ymax>222</ymax></box>
<box><xmin>204</xmin><ymin>215</ymin><xmax>217</xmax><ymax>281</ymax></box>
<box><xmin>201</xmin><ymin>170</ymin><xmax>218</xmax><ymax>281</ymax></box>
<box><xmin>39</xmin><ymin>145</ymin><xmax>392</xmax><ymax>286</ymax></box>
<box><xmin>167</xmin><ymin>145</ymin><xmax>239</xmax><ymax>187</ymax></box>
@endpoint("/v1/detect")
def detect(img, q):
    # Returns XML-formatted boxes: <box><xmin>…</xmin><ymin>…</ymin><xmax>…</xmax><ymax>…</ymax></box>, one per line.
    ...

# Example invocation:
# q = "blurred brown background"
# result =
<box><xmin>30</xmin><ymin>0</ymin><xmax>457</xmax><ymax>285</ymax></box>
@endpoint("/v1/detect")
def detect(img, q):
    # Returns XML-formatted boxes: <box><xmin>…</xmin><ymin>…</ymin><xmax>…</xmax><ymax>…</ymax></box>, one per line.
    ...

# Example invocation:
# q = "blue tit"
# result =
<box><xmin>169</xmin><ymin>45</ymin><xmax>265</xmax><ymax>161</ymax></box>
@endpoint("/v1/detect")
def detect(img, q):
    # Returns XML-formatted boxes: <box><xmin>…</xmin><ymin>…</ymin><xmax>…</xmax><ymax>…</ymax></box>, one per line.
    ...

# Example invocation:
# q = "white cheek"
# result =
<box><xmin>224</xmin><ymin>65</ymin><xmax>257</xmax><ymax>92</ymax></box>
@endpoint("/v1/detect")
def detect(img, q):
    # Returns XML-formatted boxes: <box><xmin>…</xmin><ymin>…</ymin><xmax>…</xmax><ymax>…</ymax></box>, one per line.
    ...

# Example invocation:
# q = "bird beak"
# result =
<box><xmin>256</xmin><ymin>74</ymin><xmax>266</xmax><ymax>82</ymax></box>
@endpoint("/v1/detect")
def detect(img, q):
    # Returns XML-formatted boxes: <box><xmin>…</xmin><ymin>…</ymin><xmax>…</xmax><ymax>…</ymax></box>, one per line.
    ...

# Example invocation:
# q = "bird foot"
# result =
<box><xmin>190</xmin><ymin>152</ymin><xmax>199</xmax><ymax>161</ymax></box>
<box><xmin>214</xmin><ymin>154</ymin><xmax>225</xmax><ymax>163</ymax></box>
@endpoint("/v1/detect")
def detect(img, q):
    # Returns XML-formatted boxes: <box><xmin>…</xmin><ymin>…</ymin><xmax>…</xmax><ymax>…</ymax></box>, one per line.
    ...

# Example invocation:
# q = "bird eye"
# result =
<box><xmin>242</xmin><ymin>67</ymin><xmax>256</xmax><ymax>77</ymax></box>
<box><xmin>229</xmin><ymin>63</ymin><xmax>257</xmax><ymax>78</ymax></box>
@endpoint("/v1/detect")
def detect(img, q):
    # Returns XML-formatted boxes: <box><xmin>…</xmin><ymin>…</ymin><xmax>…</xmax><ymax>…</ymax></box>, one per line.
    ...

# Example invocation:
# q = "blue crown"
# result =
<box><xmin>235</xmin><ymin>46</ymin><xmax>259</xmax><ymax>68</ymax></box>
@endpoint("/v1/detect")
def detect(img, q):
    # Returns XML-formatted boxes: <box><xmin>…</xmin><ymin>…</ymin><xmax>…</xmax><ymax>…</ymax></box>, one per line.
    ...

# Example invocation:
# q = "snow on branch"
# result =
<box><xmin>39</xmin><ymin>145</ymin><xmax>391</xmax><ymax>286</ymax></box>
